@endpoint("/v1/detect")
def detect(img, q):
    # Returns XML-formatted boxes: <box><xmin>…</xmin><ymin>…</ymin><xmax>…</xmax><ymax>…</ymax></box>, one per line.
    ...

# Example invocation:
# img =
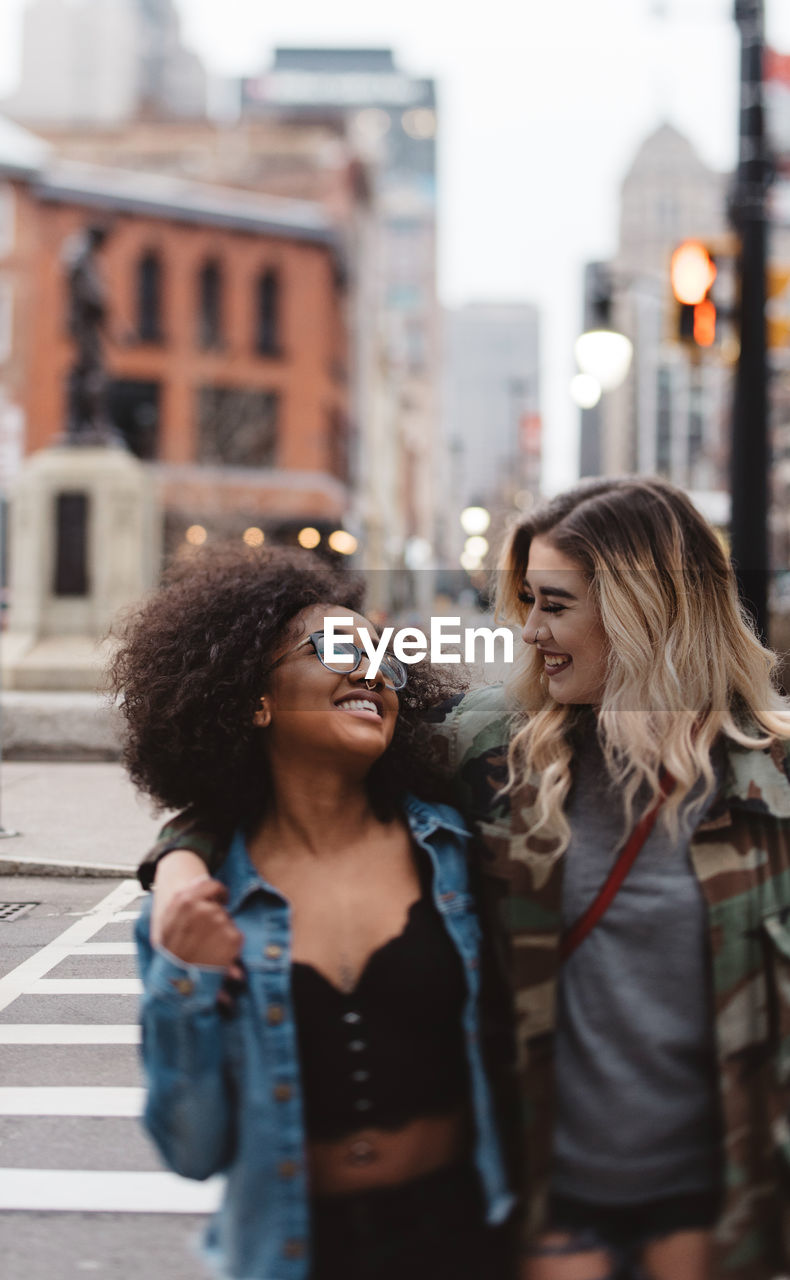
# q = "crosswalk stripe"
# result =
<box><xmin>0</xmin><ymin>1168</ymin><xmax>221</xmax><ymax>1213</ymax></box>
<box><xmin>71</xmin><ymin>943</ymin><xmax>137</xmax><ymax>955</ymax></box>
<box><xmin>0</xmin><ymin>1025</ymin><xmax>140</xmax><ymax>1044</ymax></box>
<box><xmin>0</xmin><ymin>1087</ymin><xmax>144</xmax><ymax>1116</ymax></box>
<box><xmin>0</xmin><ymin>880</ymin><xmax>142</xmax><ymax>1013</ymax></box>
<box><xmin>29</xmin><ymin>979</ymin><xmax>142</xmax><ymax>995</ymax></box>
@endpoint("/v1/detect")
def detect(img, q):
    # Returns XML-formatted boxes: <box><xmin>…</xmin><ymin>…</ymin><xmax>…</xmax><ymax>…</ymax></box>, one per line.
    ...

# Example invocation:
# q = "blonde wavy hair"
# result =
<box><xmin>496</xmin><ymin>476</ymin><xmax>790</xmax><ymax>854</ymax></box>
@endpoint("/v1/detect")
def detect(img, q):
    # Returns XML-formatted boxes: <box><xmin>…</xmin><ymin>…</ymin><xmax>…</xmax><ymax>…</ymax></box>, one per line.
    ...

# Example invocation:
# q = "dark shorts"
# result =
<box><xmin>526</xmin><ymin>1190</ymin><xmax>722</xmax><ymax>1280</ymax></box>
<box><xmin>310</xmin><ymin>1162</ymin><xmax>512</xmax><ymax>1280</ymax></box>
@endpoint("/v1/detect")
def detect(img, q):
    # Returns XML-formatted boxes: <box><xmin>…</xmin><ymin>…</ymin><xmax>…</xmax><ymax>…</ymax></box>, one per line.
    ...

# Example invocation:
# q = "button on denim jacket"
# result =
<box><xmin>135</xmin><ymin>794</ymin><xmax>514</xmax><ymax>1280</ymax></box>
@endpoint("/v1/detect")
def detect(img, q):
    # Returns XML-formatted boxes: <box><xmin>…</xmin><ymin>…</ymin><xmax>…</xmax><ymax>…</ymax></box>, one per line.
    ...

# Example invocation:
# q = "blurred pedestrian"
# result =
<box><xmin>110</xmin><ymin>546</ymin><xmax>514</xmax><ymax>1280</ymax></box>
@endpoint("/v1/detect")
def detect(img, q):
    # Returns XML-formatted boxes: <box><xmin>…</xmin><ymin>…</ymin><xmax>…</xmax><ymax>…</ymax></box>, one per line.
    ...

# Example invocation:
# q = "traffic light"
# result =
<box><xmin>670</xmin><ymin>240</ymin><xmax>717</xmax><ymax>347</ymax></box>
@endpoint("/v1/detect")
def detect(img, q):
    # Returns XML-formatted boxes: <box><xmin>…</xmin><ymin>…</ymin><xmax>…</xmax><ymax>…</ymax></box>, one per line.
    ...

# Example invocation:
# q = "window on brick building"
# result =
<box><xmin>108</xmin><ymin>379</ymin><xmax>160</xmax><ymax>459</ymax></box>
<box><xmin>199</xmin><ymin>260</ymin><xmax>223</xmax><ymax>349</ymax></box>
<box><xmin>327</xmin><ymin>407</ymin><xmax>349</xmax><ymax>483</ymax></box>
<box><xmin>197</xmin><ymin>386</ymin><xmax>278</xmax><ymax>467</ymax></box>
<box><xmin>256</xmin><ymin>269</ymin><xmax>280</xmax><ymax>355</ymax></box>
<box><xmin>138</xmin><ymin>251</ymin><xmax>163</xmax><ymax>343</ymax></box>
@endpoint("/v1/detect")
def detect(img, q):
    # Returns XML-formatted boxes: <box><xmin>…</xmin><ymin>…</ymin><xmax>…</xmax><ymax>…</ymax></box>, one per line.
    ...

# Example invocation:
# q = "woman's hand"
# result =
<box><xmin>153</xmin><ymin>856</ymin><xmax>243</xmax><ymax>968</ymax></box>
<box><xmin>150</xmin><ymin>849</ymin><xmax>216</xmax><ymax>947</ymax></box>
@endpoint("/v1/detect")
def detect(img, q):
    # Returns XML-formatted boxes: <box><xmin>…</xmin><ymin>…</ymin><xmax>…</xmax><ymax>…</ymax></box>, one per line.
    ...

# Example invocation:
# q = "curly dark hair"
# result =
<box><xmin>107</xmin><ymin>545</ymin><xmax>463</xmax><ymax>831</ymax></box>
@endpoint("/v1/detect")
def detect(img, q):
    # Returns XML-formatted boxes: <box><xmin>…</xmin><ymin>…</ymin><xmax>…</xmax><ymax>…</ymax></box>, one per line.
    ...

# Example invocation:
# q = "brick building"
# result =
<box><xmin>0</xmin><ymin>122</ymin><xmax>352</xmax><ymax>555</ymax></box>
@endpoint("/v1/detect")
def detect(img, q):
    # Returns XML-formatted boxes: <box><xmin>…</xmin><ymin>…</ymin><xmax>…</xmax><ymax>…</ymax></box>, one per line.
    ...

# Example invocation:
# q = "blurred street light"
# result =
<box><xmin>574</xmin><ymin>329</ymin><xmax>633</xmax><ymax>391</ymax></box>
<box><xmin>460</xmin><ymin>549</ymin><xmax>483</xmax><ymax>571</ymax></box>
<box><xmin>328</xmin><ymin>529</ymin><xmax>358</xmax><ymax>555</ymax></box>
<box><xmin>404</xmin><ymin>536</ymin><xmax>433</xmax><ymax>569</ymax></box>
<box><xmin>297</xmin><ymin>527</ymin><xmax>321</xmax><ymax>549</ymax></box>
<box><xmin>459</xmin><ymin>505</ymin><xmax>491</xmax><ymax>536</ymax></box>
<box><xmin>185</xmin><ymin>524</ymin><xmax>207</xmax><ymax>546</ymax></box>
<box><xmin>570</xmin><ymin>373</ymin><xmax>602</xmax><ymax>409</ymax></box>
<box><xmin>464</xmin><ymin>535</ymin><xmax>489</xmax><ymax>560</ymax></box>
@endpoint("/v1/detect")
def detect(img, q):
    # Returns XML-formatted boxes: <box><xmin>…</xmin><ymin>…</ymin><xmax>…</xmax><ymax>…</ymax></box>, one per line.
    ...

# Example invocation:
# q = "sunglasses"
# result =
<box><xmin>268</xmin><ymin>630</ymin><xmax>408</xmax><ymax>691</ymax></box>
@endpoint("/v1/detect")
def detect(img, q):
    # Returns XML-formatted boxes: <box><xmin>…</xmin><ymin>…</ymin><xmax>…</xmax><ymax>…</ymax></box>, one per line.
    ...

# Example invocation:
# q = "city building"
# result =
<box><xmin>579</xmin><ymin>124</ymin><xmax>732</xmax><ymax>502</ymax></box>
<box><xmin>240</xmin><ymin>49</ymin><xmax>441</xmax><ymax>592</ymax></box>
<box><xmin>0</xmin><ymin>117</ymin><xmax>351</xmax><ymax>558</ymax></box>
<box><xmin>4</xmin><ymin>0</ymin><xmax>207</xmax><ymax>126</ymax></box>
<box><xmin>441</xmin><ymin>302</ymin><xmax>541</xmax><ymax>564</ymax></box>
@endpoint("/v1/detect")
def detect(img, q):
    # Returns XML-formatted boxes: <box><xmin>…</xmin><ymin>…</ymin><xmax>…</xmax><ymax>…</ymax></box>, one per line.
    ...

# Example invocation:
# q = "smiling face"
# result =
<box><xmin>521</xmin><ymin>536</ymin><xmax>609</xmax><ymax>705</ymax></box>
<box><xmin>260</xmin><ymin>603</ymin><xmax>399</xmax><ymax>773</ymax></box>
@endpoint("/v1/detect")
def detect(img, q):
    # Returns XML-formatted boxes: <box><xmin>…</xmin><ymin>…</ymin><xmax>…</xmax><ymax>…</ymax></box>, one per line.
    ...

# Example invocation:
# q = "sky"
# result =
<box><xmin>1</xmin><ymin>0</ymin><xmax>790</xmax><ymax>491</ymax></box>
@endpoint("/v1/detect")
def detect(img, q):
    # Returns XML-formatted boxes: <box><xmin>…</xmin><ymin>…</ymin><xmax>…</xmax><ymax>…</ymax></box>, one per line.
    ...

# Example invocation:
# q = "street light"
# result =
<box><xmin>574</xmin><ymin>329</ymin><xmax>633</xmax><ymax>391</ymax></box>
<box><xmin>460</xmin><ymin>506</ymin><xmax>491</xmax><ymax>536</ymax></box>
<box><xmin>570</xmin><ymin>373</ymin><xmax>602</xmax><ymax>409</ymax></box>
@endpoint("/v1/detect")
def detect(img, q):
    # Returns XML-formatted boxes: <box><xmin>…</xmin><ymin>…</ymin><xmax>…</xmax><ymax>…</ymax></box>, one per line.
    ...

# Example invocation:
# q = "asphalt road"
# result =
<box><xmin>0</xmin><ymin>875</ymin><xmax>214</xmax><ymax>1280</ymax></box>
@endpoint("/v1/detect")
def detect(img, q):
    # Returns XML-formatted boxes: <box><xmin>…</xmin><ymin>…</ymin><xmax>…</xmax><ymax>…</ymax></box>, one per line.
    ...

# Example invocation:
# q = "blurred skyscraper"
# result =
<box><xmin>441</xmin><ymin>302</ymin><xmax>540</xmax><ymax>561</ymax></box>
<box><xmin>4</xmin><ymin>0</ymin><xmax>207</xmax><ymax>124</ymax></box>
<box><xmin>241</xmin><ymin>49</ymin><xmax>441</xmax><ymax>590</ymax></box>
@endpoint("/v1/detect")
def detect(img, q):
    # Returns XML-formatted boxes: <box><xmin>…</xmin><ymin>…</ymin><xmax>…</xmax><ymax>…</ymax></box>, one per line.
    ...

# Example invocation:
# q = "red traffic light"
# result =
<box><xmin>670</xmin><ymin>241</ymin><xmax>717</xmax><ymax>306</ymax></box>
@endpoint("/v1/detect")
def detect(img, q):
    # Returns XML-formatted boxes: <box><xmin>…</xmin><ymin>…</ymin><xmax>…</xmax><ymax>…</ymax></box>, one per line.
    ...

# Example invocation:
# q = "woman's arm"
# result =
<box><xmin>136</xmin><ymin>888</ymin><xmax>241</xmax><ymax>1180</ymax></box>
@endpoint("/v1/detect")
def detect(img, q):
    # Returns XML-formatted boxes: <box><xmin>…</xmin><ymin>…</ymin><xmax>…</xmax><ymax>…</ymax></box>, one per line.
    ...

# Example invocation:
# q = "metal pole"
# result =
<box><xmin>729</xmin><ymin>0</ymin><xmax>770</xmax><ymax>641</ymax></box>
<box><xmin>0</xmin><ymin>492</ymin><xmax>19</xmax><ymax>838</ymax></box>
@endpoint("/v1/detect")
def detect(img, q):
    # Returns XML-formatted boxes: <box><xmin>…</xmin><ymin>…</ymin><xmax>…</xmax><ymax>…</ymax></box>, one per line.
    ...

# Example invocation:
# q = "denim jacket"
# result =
<box><xmin>135</xmin><ymin>794</ymin><xmax>514</xmax><ymax>1280</ymax></box>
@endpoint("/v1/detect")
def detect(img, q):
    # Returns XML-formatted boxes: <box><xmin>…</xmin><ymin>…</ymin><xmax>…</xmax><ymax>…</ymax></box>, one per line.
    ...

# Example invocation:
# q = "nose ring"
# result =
<box><xmin>363</xmin><ymin>677</ymin><xmax>377</xmax><ymax>690</ymax></box>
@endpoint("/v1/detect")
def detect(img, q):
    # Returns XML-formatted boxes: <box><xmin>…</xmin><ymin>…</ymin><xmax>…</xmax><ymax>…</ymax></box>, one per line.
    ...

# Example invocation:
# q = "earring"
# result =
<box><xmin>253</xmin><ymin>696</ymin><xmax>271</xmax><ymax>728</ymax></box>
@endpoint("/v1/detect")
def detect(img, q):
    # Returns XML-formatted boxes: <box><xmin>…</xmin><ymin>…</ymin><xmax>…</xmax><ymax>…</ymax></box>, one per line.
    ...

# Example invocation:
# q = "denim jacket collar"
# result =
<box><xmin>219</xmin><ymin>793</ymin><xmax>470</xmax><ymax>915</ymax></box>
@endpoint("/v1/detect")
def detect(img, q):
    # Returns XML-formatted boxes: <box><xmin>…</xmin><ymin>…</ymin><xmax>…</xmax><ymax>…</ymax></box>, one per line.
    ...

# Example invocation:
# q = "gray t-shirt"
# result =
<box><xmin>551</xmin><ymin>728</ymin><xmax>721</xmax><ymax>1205</ymax></box>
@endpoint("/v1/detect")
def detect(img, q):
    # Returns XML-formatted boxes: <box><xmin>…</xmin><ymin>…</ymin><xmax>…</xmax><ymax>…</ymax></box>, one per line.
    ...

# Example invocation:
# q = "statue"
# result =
<box><xmin>62</xmin><ymin>225</ymin><xmax>118</xmax><ymax>445</ymax></box>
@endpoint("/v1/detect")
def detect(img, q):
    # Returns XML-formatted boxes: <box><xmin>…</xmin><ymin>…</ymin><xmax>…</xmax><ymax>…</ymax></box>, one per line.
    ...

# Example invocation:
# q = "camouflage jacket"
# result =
<box><xmin>141</xmin><ymin>683</ymin><xmax>790</xmax><ymax>1276</ymax></box>
<box><xmin>429</xmin><ymin>684</ymin><xmax>790</xmax><ymax>1278</ymax></box>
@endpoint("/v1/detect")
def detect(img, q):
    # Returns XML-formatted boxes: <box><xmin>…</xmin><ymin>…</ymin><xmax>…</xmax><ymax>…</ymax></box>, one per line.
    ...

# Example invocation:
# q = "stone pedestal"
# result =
<box><xmin>2</xmin><ymin>446</ymin><xmax>161</xmax><ymax>692</ymax></box>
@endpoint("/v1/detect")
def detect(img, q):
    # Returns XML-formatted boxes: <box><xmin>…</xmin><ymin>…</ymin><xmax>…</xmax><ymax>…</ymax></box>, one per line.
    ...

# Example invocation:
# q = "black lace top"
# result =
<box><xmin>290</xmin><ymin>889</ymin><xmax>469</xmax><ymax>1141</ymax></box>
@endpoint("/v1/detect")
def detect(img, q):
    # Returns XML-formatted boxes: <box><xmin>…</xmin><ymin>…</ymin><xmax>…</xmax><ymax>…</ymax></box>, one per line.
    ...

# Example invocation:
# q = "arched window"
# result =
<box><xmin>199</xmin><ymin>259</ymin><xmax>223</xmax><ymax>349</ymax></box>
<box><xmin>256</xmin><ymin>268</ymin><xmax>280</xmax><ymax>355</ymax></box>
<box><xmin>137</xmin><ymin>251</ymin><xmax>162</xmax><ymax>343</ymax></box>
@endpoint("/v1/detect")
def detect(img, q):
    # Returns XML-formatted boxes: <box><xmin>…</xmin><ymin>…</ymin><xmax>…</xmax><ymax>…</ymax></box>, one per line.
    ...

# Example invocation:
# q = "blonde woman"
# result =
<box><xmin>139</xmin><ymin>478</ymin><xmax>790</xmax><ymax>1280</ymax></box>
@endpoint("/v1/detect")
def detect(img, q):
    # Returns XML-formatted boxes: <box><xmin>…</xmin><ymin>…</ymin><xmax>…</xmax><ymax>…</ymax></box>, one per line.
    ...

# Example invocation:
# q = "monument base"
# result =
<box><xmin>3</xmin><ymin>444</ymin><xmax>161</xmax><ymax>694</ymax></box>
<box><xmin>1</xmin><ymin>633</ymin><xmax>117</xmax><ymax>692</ymax></box>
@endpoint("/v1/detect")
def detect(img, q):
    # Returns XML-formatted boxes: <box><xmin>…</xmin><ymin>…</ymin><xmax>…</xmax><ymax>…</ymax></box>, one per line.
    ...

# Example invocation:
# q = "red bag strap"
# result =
<box><xmin>559</xmin><ymin>769</ymin><xmax>676</xmax><ymax>964</ymax></box>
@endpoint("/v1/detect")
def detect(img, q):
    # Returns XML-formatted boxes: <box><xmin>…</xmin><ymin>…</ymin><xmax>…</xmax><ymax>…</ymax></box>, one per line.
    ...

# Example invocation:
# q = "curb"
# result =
<box><xmin>0</xmin><ymin>855</ymin><xmax>136</xmax><ymax>880</ymax></box>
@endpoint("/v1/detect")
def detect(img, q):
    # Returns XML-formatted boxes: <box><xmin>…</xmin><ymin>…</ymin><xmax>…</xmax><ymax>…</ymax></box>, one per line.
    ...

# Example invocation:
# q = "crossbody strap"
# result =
<box><xmin>559</xmin><ymin>769</ymin><xmax>676</xmax><ymax>963</ymax></box>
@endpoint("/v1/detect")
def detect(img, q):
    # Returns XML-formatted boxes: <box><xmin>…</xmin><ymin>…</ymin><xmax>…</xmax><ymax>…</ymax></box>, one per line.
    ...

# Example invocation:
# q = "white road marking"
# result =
<box><xmin>0</xmin><ymin>1025</ymin><xmax>140</xmax><ymax>1044</ymax></box>
<box><xmin>29</xmin><ymin>979</ymin><xmax>142</xmax><ymax>995</ymax></box>
<box><xmin>0</xmin><ymin>1168</ymin><xmax>221</xmax><ymax>1214</ymax></box>
<box><xmin>0</xmin><ymin>1087</ymin><xmax>143</xmax><ymax>1116</ymax></box>
<box><xmin>111</xmin><ymin>911</ymin><xmax>141</xmax><ymax>922</ymax></box>
<box><xmin>71</xmin><ymin>943</ymin><xmax>136</xmax><ymax>956</ymax></box>
<box><xmin>0</xmin><ymin>879</ymin><xmax>142</xmax><ymax>1013</ymax></box>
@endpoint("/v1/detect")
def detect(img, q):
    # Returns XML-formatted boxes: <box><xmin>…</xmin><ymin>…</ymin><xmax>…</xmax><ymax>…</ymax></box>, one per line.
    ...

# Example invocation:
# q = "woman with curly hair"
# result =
<box><xmin>110</xmin><ymin>546</ymin><xmax>513</xmax><ymax>1280</ymax></box>
<box><xmin>138</xmin><ymin>479</ymin><xmax>790</xmax><ymax>1280</ymax></box>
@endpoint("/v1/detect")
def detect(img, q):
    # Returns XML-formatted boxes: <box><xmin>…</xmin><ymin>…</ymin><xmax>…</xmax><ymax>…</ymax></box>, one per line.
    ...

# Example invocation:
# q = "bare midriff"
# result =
<box><xmin>307</xmin><ymin>1108</ymin><xmax>470</xmax><ymax>1196</ymax></box>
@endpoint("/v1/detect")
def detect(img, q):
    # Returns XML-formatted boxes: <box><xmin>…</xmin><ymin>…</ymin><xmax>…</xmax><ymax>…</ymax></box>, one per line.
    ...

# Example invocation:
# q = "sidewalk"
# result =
<box><xmin>0</xmin><ymin>761</ymin><xmax>171</xmax><ymax>877</ymax></box>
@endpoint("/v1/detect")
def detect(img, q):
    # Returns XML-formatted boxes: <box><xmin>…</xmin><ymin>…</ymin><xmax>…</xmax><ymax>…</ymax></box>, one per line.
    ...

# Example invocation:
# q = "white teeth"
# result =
<box><xmin>544</xmin><ymin>656</ymin><xmax>570</xmax><ymax>668</ymax></box>
<box><xmin>338</xmin><ymin>699</ymin><xmax>379</xmax><ymax>716</ymax></box>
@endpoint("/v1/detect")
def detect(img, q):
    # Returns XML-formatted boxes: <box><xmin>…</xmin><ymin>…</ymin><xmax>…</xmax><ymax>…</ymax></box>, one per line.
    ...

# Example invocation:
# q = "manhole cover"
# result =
<box><xmin>0</xmin><ymin>903</ymin><xmax>38</xmax><ymax>922</ymax></box>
